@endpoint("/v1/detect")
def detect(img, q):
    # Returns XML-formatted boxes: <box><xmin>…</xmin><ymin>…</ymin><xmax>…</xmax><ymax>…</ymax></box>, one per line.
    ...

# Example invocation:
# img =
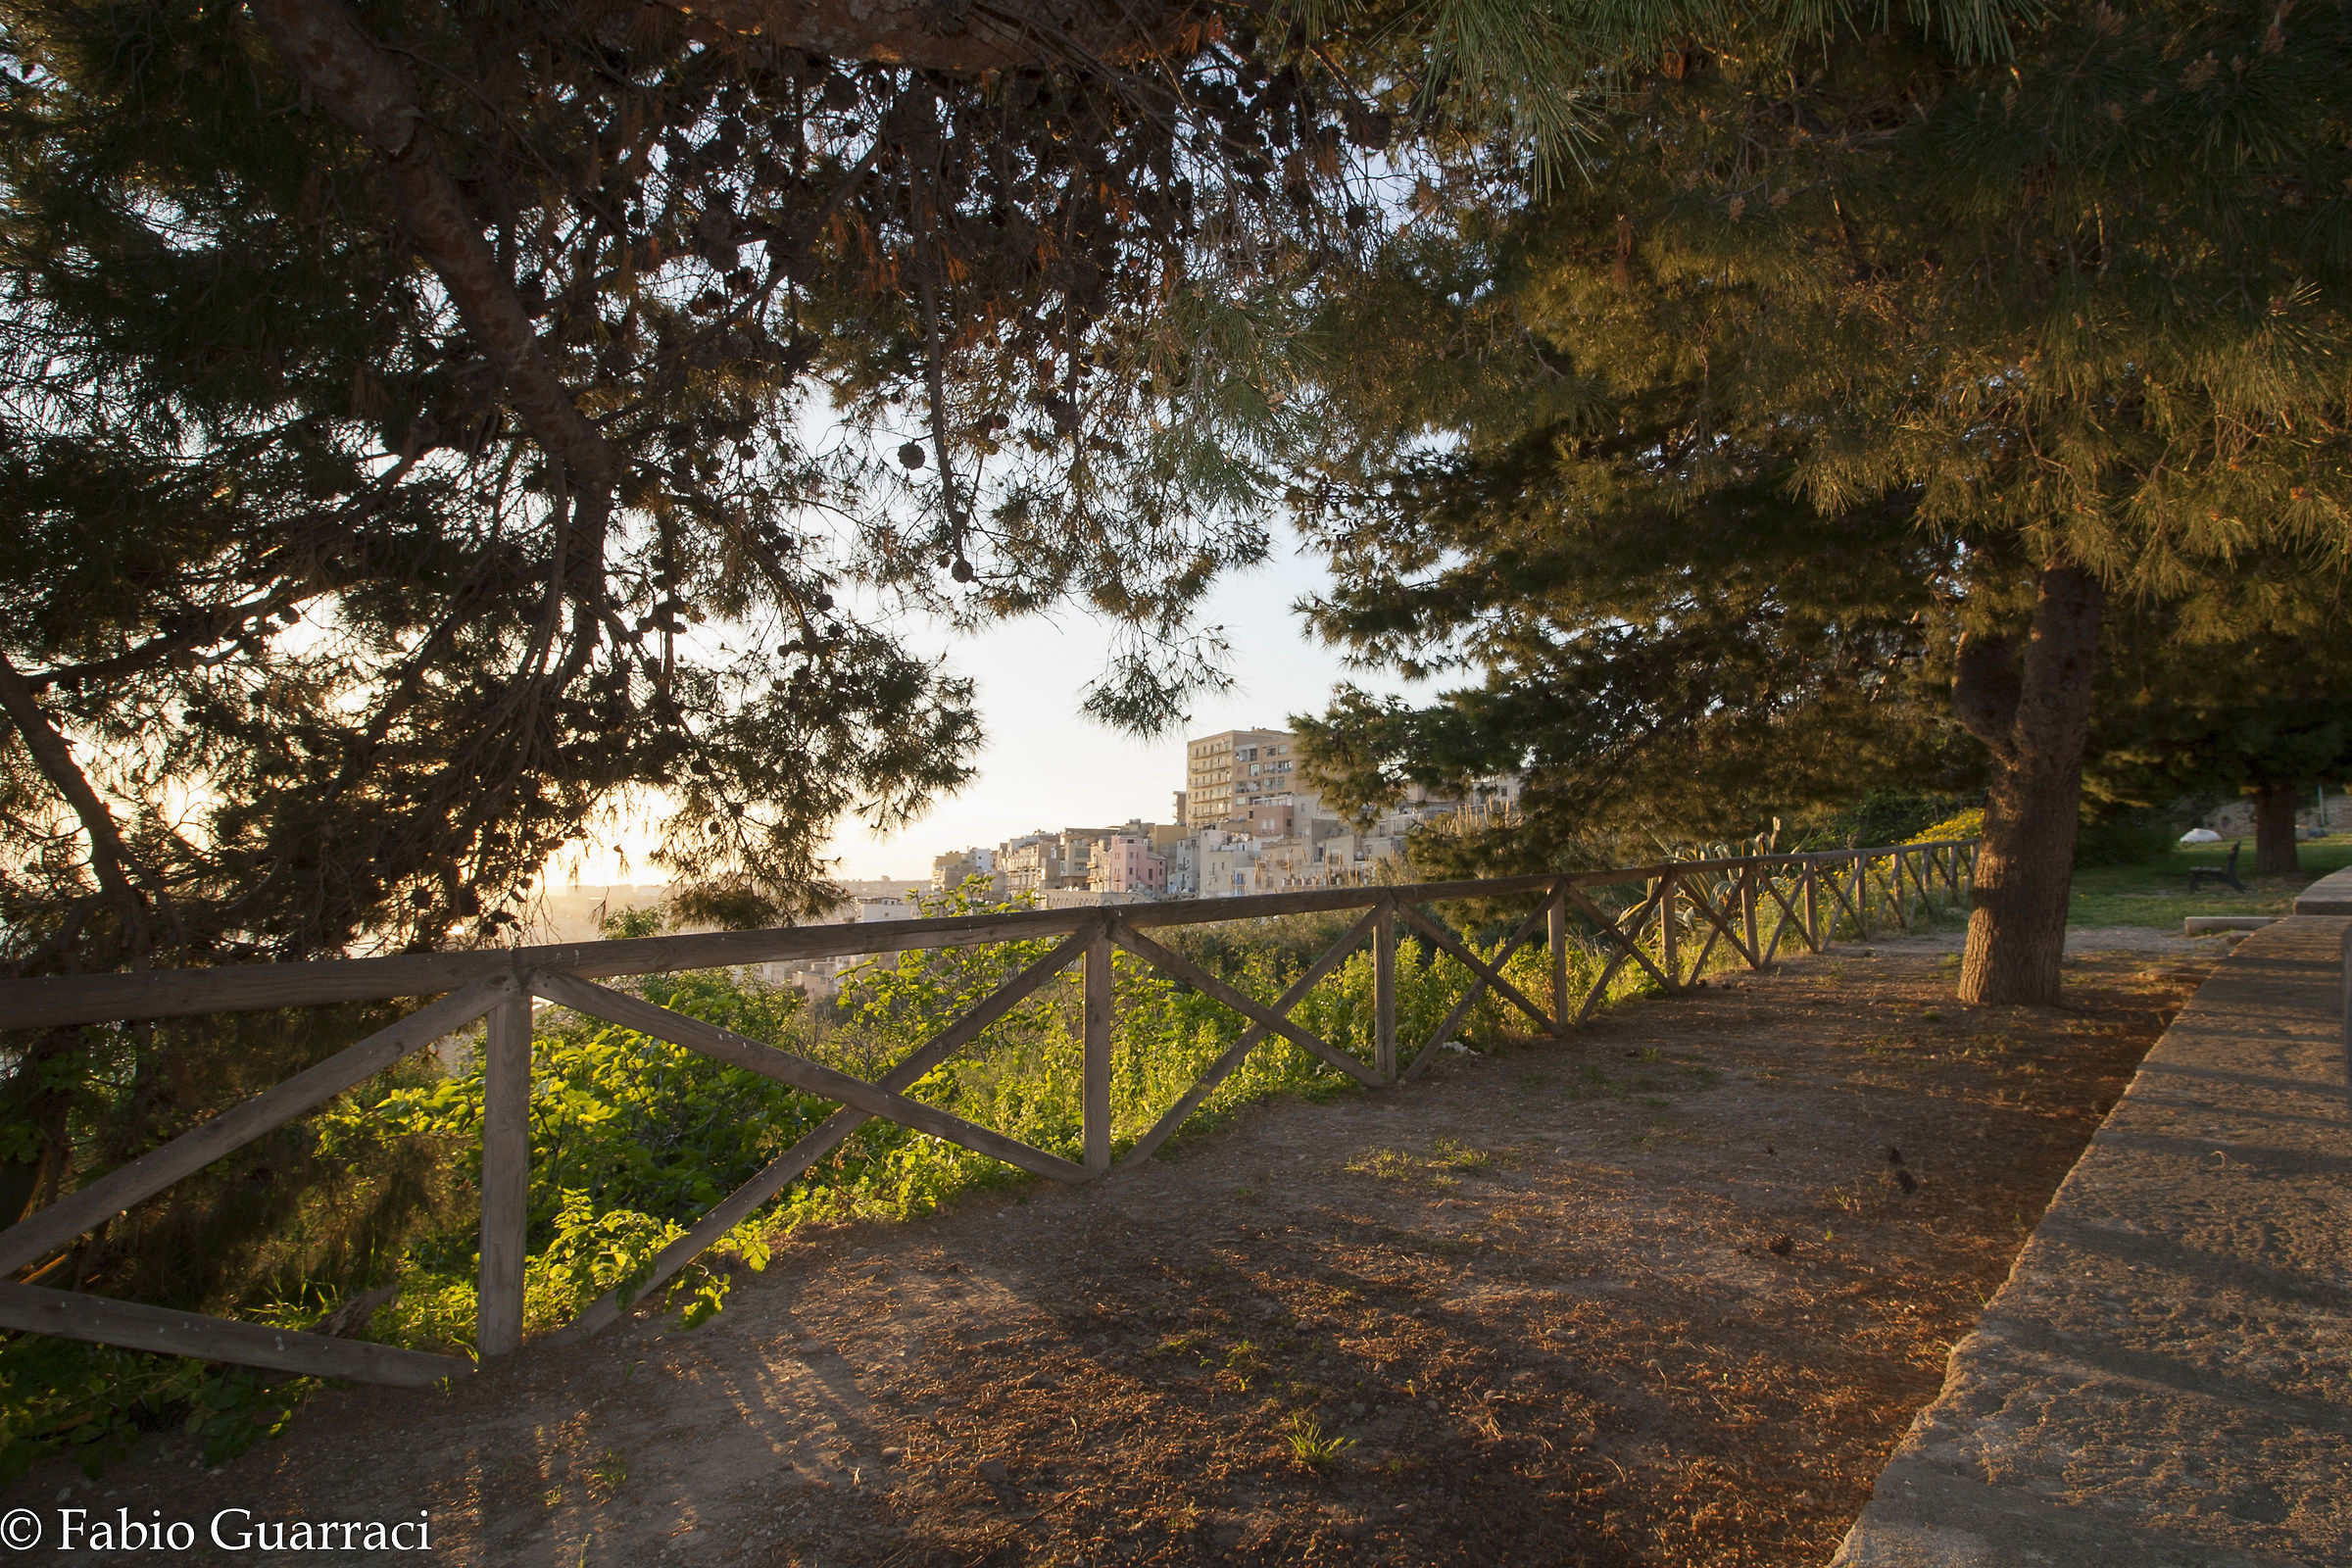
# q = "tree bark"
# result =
<box><xmin>2252</xmin><ymin>782</ymin><xmax>2300</xmax><ymax>875</ymax></box>
<box><xmin>1952</xmin><ymin>564</ymin><xmax>2105</xmax><ymax>1006</ymax></box>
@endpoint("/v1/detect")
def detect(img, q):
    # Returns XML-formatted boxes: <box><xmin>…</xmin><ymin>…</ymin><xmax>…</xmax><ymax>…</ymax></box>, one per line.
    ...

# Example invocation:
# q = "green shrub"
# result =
<box><xmin>0</xmin><ymin>1336</ymin><xmax>307</xmax><ymax>1484</ymax></box>
<box><xmin>1908</xmin><ymin>808</ymin><xmax>1984</xmax><ymax>845</ymax></box>
<box><xmin>1799</xmin><ymin>789</ymin><xmax>1978</xmax><ymax>849</ymax></box>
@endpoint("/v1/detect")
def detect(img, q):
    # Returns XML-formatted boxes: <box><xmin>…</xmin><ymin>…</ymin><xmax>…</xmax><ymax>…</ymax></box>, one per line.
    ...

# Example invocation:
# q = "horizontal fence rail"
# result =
<box><xmin>0</xmin><ymin>839</ymin><xmax>1977</xmax><ymax>1384</ymax></box>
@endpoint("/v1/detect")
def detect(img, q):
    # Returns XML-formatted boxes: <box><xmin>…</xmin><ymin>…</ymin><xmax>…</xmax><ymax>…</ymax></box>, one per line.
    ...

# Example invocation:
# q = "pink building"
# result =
<box><xmin>1089</xmin><ymin>832</ymin><xmax>1167</xmax><ymax>897</ymax></box>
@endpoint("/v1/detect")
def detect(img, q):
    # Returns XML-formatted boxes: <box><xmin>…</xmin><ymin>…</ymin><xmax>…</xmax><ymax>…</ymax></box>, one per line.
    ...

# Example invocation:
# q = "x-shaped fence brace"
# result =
<box><xmin>0</xmin><ymin>842</ymin><xmax>1976</xmax><ymax>1384</ymax></box>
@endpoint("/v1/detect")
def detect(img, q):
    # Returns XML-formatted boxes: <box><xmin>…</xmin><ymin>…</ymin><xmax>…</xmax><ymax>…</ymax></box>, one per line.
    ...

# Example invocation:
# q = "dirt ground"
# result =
<box><xmin>21</xmin><ymin>932</ymin><xmax>2227</xmax><ymax>1566</ymax></box>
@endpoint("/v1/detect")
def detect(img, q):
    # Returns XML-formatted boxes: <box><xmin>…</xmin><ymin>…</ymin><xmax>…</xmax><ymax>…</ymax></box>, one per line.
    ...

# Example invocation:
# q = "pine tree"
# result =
<box><xmin>1290</xmin><ymin>1</ymin><xmax>2352</xmax><ymax>1004</ymax></box>
<box><xmin>1290</xmin><ymin>382</ymin><xmax>1970</xmax><ymax>856</ymax></box>
<box><xmin>2088</xmin><ymin>563</ymin><xmax>2352</xmax><ymax>875</ymax></box>
<box><xmin>0</xmin><ymin>0</ymin><xmax>1400</xmax><ymax>1274</ymax></box>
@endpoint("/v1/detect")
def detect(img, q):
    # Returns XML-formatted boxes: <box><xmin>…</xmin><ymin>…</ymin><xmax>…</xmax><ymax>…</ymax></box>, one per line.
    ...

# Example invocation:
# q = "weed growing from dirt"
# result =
<box><xmin>587</xmin><ymin>1449</ymin><xmax>628</xmax><ymax>1498</ymax></box>
<box><xmin>1285</xmin><ymin>1412</ymin><xmax>1357</xmax><ymax>1473</ymax></box>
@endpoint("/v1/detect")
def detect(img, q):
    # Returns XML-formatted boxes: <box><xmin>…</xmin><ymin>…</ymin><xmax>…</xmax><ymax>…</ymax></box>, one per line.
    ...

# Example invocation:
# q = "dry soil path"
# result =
<box><xmin>16</xmin><ymin>939</ymin><xmax>2215</xmax><ymax>1566</ymax></box>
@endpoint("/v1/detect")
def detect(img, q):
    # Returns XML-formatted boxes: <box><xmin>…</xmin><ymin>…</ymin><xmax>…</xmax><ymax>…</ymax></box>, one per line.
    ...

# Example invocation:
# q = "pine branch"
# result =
<box><xmin>0</xmin><ymin>649</ymin><xmax>169</xmax><ymax>955</ymax></box>
<box><xmin>251</xmin><ymin>0</ymin><xmax>619</xmax><ymax>524</ymax></box>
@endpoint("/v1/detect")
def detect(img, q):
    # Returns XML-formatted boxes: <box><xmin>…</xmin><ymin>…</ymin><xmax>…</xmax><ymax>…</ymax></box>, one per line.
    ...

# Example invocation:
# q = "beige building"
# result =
<box><xmin>1183</xmin><ymin>727</ymin><xmax>1301</xmax><ymax>829</ymax></box>
<box><xmin>1002</xmin><ymin>826</ymin><xmax>1130</xmax><ymax>895</ymax></box>
<box><xmin>930</xmin><ymin>846</ymin><xmax>1003</xmax><ymax>896</ymax></box>
<box><xmin>1200</xmin><ymin>836</ymin><xmax>1256</xmax><ymax>900</ymax></box>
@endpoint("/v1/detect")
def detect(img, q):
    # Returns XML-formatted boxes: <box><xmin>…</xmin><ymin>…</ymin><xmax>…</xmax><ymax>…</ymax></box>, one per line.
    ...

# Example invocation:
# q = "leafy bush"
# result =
<box><xmin>1908</xmin><ymin>803</ymin><xmax>2173</xmax><ymax>867</ymax></box>
<box><xmin>327</xmin><ymin>966</ymin><xmax>817</xmax><ymax>1350</ymax></box>
<box><xmin>1800</xmin><ymin>789</ymin><xmax>1979</xmax><ymax>849</ymax></box>
<box><xmin>1908</xmin><ymin>808</ymin><xmax>1985</xmax><ymax>845</ymax></box>
<box><xmin>0</xmin><ymin>1337</ymin><xmax>306</xmax><ymax>1483</ymax></box>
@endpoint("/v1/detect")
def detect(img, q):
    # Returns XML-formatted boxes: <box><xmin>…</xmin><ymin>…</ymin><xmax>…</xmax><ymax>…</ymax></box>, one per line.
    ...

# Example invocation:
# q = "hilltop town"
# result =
<box><xmin>530</xmin><ymin>726</ymin><xmax>1521</xmax><ymax>995</ymax></box>
<box><xmin>927</xmin><ymin>726</ymin><xmax>1521</xmax><ymax>906</ymax></box>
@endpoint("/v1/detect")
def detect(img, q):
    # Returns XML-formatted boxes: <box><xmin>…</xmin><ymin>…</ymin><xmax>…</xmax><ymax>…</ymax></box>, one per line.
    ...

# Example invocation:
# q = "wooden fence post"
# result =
<box><xmin>478</xmin><ymin>988</ymin><xmax>532</xmax><ymax>1358</ymax></box>
<box><xmin>1802</xmin><ymin>861</ymin><xmax>1820</xmax><ymax>951</ymax></box>
<box><xmin>1741</xmin><ymin>863</ymin><xmax>1761</xmax><ymax>970</ymax></box>
<box><xmin>1547</xmin><ymin>887</ymin><xmax>1570</xmax><ymax>1039</ymax></box>
<box><xmin>1661</xmin><ymin>872</ymin><xmax>1681</xmax><ymax>988</ymax></box>
<box><xmin>1084</xmin><ymin>922</ymin><xmax>1114</xmax><ymax>1176</ymax></box>
<box><xmin>1374</xmin><ymin>901</ymin><xmax>1397</xmax><ymax>1082</ymax></box>
<box><xmin>1851</xmin><ymin>857</ymin><xmax>1869</xmax><ymax>940</ymax></box>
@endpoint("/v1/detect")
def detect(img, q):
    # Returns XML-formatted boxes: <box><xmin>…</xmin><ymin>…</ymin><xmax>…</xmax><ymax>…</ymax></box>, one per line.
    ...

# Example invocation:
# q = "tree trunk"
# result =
<box><xmin>2252</xmin><ymin>783</ymin><xmax>2300</xmax><ymax>875</ymax></box>
<box><xmin>1952</xmin><ymin>564</ymin><xmax>2105</xmax><ymax>1006</ymax></box>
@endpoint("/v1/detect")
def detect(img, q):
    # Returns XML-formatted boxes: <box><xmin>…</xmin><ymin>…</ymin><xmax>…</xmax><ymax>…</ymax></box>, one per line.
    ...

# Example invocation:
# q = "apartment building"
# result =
<box><xmin>997</xmin><ymin>832</ymin><xmax>1050</xmax><ymax>895</ymax></box>
<box><xmin>1164</xmin><ymin>832</ymin><xmax>1201</xmax><ymax>898</ymax></box>
<box><xmin>1087</xmin><ymin>831</ymin><xmax>1167</xmax><ymax>897</ymax></box>
<box><xmin>1001</xmin><ymin>830</ymin><xmax>1077</xmax><ymax>895</ymax></box>
<box><xmin>930</xmin><ymin>846</ymin><xmax>1000</xmax><ymax>895</ymax></box>
<box><xmin>1183</xmin><ymin>727</ymin><xmax>1301</xmax><ymax>829</ymax></box>
<box><xmin>1001</xmin><ymin>826</ymin><xmax>1136</xmax><ymax>895</ymax></box>
<box><xmin>1200</xmin><ymin>835</ymin><xmax>1257</xmax><ymax>899</ymax></box>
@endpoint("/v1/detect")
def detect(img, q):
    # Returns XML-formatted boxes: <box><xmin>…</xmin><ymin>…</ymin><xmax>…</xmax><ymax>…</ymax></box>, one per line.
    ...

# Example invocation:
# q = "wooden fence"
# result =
<box><xmin>0</xmin><ymin>838</ymin><xmax>1977</xmax><ymax>1386</ymax></box>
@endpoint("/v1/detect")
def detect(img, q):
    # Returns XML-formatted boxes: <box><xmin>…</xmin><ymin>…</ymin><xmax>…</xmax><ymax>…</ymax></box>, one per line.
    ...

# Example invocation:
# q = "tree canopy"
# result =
<box><xmin>0</xmin><ymin>0</ymin><xmax>1421</xmax><ymax>987</ymax></box>
<box><xmin>1289</xmin><ymin>0</ymin><xmax>2352</xmax><ymax>1001</ymax></box>
<box><xmin>0</xmin><ymin>0</ymin><xmax>1445</xmax><ymax>1280</ymax></box>
<box><xmin>2088</xmin><ymin>564</ymin><xmax>2352</xmax><ymax>873</ymax></box>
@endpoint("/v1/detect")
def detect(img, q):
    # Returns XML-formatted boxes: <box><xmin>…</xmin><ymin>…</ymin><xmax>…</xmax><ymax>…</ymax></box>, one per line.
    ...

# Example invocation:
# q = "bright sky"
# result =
<box><xmin>548</xmin><ymin>526</ymin><xmax>1426</xmax><ymax>889</ymax></box>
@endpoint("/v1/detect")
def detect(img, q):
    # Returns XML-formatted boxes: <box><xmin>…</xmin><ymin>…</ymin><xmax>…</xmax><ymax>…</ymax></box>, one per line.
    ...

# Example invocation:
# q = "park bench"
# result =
<box><xmin>2187</xmin><ymin>841</ymin><xmax>2247</xmax><ymax>894</ymax></box>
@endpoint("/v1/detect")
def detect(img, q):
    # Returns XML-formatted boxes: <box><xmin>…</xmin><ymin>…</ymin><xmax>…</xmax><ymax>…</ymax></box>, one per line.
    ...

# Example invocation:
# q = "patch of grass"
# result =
<box><xmin>1953</xmin><ymin>1033</ymin><xmax>2014</xmax><ymax>1063</ymax></box>
<box><xmin>1427</xmin><ymin>1137</ymin><xmax>1493</xmax><ymax>1174</ymax></box>
<box><xmin>1286</xmin><ymin>1412</ymin><xmax>1357</xmax><ymax>1473</ymax></box>
<box><xmin>1347</xmin><ymin>1137</ymin><xmax>1494</xmax><ymax>1184</ymax></box>
<box><xmin>587</xmin><ymin>1448</ymin><xmax>628</xmax><ymax>1498</ymax></box>
<box><xmin>1561</xmin><ymin>1059</ymin><xmax>1723</xmax><ymax>1105</ymax></box>
<box><xmin>1218</xmin><ymin>1340</ymin><xmax>1267</xmax><ymax>1392</ymax></box>
<box><xmin>2067</xmin><ymin>834</ymin><xmax>2352</xmax><ymax>929</ymax></box>
<box><xmin>1347</xmin><ymin>1149</ymin><xmax>1423</xmax><ymax>1182</ymax></box>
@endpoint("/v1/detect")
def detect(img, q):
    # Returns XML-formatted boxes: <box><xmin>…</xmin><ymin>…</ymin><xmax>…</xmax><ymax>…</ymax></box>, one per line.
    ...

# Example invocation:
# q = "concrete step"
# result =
<box><xmin>2292</xmin><ymin>863</ymin><xmax>2352</xmax><ymax>915</ymax></box>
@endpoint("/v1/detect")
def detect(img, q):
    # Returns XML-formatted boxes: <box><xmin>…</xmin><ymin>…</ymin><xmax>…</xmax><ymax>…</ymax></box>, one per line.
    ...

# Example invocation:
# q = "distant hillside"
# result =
<box><xmin>525</xmin><ymin>880</ymin><xmax>929</xmax><ymax>945</ymax></box>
